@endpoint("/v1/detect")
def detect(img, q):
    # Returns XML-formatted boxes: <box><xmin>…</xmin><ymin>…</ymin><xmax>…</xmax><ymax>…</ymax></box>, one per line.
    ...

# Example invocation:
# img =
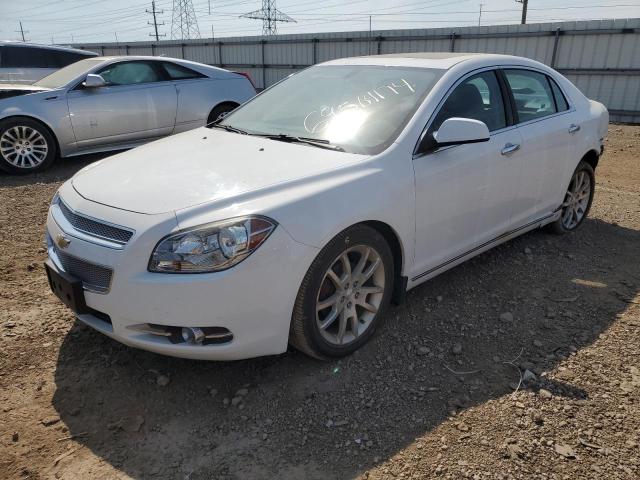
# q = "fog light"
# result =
<box><xmin>181</xmin><ymin>327</ymin><xmax>205</xmax><ymax>344</ymax></box>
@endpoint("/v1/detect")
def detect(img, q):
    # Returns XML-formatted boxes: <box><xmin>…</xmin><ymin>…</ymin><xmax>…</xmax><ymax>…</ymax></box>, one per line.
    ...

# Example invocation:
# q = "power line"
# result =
<box><xmin>147</xmin><ymin>1</ymin><xmax>166</xmax><ymax>41</ymax></box>
<box><xmin>240</xmin><ymin>0</ymin><xmax>296</xmax><ymax>35</ymax></box>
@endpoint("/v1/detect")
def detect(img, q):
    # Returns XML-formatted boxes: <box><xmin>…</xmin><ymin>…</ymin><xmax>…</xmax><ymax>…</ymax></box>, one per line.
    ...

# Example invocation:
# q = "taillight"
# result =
<box><xmin>235</xmin><ymin>71</ymin><xmax>256</xmax><ymax>90</ymax></box>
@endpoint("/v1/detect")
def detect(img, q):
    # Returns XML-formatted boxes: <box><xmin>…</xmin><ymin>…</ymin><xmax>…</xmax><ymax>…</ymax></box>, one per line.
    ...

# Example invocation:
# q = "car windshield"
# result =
<box><xmin>34</xmin><ymin>58</ymin><xmax>104</xmax><ymax>88</ymax></box>
<box><xmin>218</xmin><ymin>65</ymin><xmax>444</xmax><ymax>155</ymax></box>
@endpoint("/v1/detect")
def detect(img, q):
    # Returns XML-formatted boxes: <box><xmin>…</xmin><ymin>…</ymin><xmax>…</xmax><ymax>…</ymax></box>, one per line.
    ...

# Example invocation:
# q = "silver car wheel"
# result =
<box><xmin>316</xmin><ymin>245</ymin><xmax>385</xmax><ymax>346</ymax></box>
<box><xmin>561</xmin><ymin>170</ymin><xmax>591</xmax><ymax>229</ymax></box>
<box><xmin>0</xmin><ymin>125</ymin><xmax>49</xmax><ymax>169</ymax></box>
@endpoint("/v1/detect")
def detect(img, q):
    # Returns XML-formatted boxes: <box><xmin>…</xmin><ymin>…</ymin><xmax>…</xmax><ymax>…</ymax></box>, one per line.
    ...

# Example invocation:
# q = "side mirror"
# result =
<box><xmin>433</xmin><ymin>117</ymin><xmax>490</xmax><ymax>148</ymax></box>
<box><xmin>417</xmin><ymin>117</ymin><xmax>491</xmax><ymax>154</ymax></box>
<box><xmin>82</xmin><ymin>73</ymin><xmax>107</xmax><ymax>88</ymax></box>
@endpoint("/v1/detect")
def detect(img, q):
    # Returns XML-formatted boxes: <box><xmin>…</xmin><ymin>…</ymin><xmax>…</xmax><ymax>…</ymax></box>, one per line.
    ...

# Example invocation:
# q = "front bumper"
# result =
<box><xmin>46</xmin><ymin>183</ymin><xmax>317</xmax><ymax>360</ymax></box>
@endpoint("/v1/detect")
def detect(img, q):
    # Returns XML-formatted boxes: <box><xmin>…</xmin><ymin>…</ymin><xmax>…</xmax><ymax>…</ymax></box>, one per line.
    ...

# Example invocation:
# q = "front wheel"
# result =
<box><xmin>289</xmin><ymin>225</ymin><xmax>394</xmax><ymax>360</ymax></box>
<box><xmin>546</xmin><ymin>160</ymin><xmax>595</xmax><ymax>234</ymax></box>
<box><xmin>0</xmin><ymin>117</ymin><xmax>57</xmax><ymax>174</ymax></box>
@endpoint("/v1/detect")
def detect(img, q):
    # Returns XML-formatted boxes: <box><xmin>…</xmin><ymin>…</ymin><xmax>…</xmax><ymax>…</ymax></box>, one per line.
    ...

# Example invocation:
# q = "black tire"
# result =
<box><xmin>0</xmin><ymin>117</ymin><xmax>57</xmax><ymax>174</ymax></box>
<box><xmin>545</xmin><ymin>160</ymin><xmax>595</xmax><ymax>234</ymax></box>
<box><xmin>206</xmin><ymin>103</ymin><xmax>239</xmax><ymax>125</ymax></box>
<box><xmin>289</xmin><ymin>224</ymin><xmax>394</xmax><ymax>360</ymax></box>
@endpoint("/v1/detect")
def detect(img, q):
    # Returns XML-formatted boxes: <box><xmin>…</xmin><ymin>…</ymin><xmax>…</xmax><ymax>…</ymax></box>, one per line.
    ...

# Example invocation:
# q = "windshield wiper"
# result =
<box><xmin>208</xmin><ymin>123</ymin><xmax>250</xmax><ymax>135</ymax></box>
<box><xmin>261</xmin><ymin>134</ymin><xmax>345</xmax><ymax>152</ymax></box>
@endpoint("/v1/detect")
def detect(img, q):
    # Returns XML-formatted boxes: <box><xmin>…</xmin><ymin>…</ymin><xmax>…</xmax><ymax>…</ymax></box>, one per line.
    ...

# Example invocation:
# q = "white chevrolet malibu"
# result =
<box><xmin>45</xmin><ymin>53</ymin><xmax>608</xmax><ymax>360</ymax></box>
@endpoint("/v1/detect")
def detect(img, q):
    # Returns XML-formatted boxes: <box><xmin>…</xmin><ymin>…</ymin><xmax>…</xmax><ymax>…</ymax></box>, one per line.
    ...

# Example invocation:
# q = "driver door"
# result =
<box><xmin>66</xmin><ymin>60</ymin><xmax>177</xmax><ymax>150</ymax></box>
<box><xmin>412</xmin><ymin>70</ymin><xmax>523</xmax><ymax>278</ymax></box>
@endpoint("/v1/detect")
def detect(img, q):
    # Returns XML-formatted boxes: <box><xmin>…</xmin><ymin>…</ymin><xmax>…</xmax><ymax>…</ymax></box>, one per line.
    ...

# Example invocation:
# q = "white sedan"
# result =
<box><xmin>45</xmin><ymin>53</ymin><xmax>608</xmax><ymax>360</ymax></box>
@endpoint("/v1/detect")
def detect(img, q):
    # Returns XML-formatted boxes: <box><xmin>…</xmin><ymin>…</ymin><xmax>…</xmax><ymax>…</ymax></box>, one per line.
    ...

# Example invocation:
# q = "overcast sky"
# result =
<box><xmin>2</xmin><ymin>0</ymin><xmax>640</xmax><ymax>45</ymax></box>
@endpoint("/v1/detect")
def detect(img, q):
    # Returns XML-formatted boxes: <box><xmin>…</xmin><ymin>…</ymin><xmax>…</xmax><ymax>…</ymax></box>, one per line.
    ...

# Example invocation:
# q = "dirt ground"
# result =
<box><xmin>0</xmin><ymin>125</ymin><xmax>639</xmax><ymax>480</ymax></box>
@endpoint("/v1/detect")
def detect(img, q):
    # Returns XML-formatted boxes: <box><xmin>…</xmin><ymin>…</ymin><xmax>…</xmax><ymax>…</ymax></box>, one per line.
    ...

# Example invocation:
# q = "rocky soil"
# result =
<box><xmin>0</xmin><ymin>126</ymin><xmax>638</xmax><ymax>479</ymax></box>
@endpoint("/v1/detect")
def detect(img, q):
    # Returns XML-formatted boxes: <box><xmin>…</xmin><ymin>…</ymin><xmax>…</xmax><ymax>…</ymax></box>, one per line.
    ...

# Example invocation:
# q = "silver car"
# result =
<box><xmin>0</xmin><ymin>56</ymin><xmax>256</xmax><ymax>174</ymax></box>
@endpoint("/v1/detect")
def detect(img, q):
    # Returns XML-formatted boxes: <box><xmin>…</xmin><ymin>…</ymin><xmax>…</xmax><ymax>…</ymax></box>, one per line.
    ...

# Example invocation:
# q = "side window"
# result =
<box><xmin>431</xmin><ymin>70</ymin><xmax>506</xmax><ymax>133</ymax></box>
<box><xmin>3</xmin><ymin>46</ymin><xmax>45</xmax><ymax>68</ymax></box>
<box><xmin>504</xmin><ymin>69</ymin><xmax>557</xmax><ymax>123</ymax></box>
<box><xmin>549</xmin><ymin>77</ymin><xmax>569</xmax><ymax>112</ymax></box>
<box><xmin>97</xmin><ymin>62</ymin><xmax>162</xmax><ymax>86</ymax></box>
<box><xmin>162</xmin><ymin>62</ymin><xmax>204</xmax><ymax>80</ymax></box>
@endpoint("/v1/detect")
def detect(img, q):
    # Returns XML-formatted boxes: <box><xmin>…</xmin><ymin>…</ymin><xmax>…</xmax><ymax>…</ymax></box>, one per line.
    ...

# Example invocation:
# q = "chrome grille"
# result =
<box><xmin>53</xmin><ymin>245</ymin><xmax>113</xmax><ymax>293</ymax></box>
<box><xmin>58</xmin><ymin>200</ymin><xmax>133</xmax><ymax>245</ymax></box>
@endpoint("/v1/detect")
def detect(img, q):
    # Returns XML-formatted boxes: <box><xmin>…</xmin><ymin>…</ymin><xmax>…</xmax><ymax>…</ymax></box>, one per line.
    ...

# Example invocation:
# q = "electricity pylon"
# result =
<box><xmin>171</xmin><ymin>0</ymin><xmax>200</xmax><ymax>40</ymax></box>
<box><xmin>240</xmin><ymin>0</ymin><xmax>296</xmax><ymax>36</ymax></box>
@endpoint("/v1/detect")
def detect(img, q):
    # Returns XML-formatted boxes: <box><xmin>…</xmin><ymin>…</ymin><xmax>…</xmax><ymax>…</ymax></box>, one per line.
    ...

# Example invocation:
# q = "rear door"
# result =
<box><xmin>66</xmin><ymin>60</ymin><xmax>177</xmax><ymax>149</ymax></box>
<box><xmin>502</xmin><ymin>68</ymin><xmax>578</xmax><ymax>227</ymax></box>
<box><xmin>412</xmin><ymin>69</ymin><xmax>523</xmax><ymax>277</ymax></box>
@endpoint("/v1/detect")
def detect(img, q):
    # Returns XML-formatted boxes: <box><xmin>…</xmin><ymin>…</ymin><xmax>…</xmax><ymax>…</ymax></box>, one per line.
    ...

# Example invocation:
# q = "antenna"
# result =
<box><xmin>171</xmin><ymin>0</ymin><xmax>201</xmax><ymax>40</ymax></box>
<box><xmin>240</xmin><ymin>0</ymin><xmax>296</xmax><ymax>36</ymax></box>
<box><xmin>147</xmin><ymin>1</ymin><xmax>166</xmax><ymax>42</ymax></box>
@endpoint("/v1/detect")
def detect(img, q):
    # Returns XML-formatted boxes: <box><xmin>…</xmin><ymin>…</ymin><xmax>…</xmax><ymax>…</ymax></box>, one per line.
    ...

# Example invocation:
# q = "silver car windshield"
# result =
<box><xmin>34</xmin><ymin>58</ymin><xmax>104</xmax><ymax>89</ymax></box>
<box><xmin>219</xmin><ymin>65</ymin><xmax>444</xmax><ymax>155</ymax></box>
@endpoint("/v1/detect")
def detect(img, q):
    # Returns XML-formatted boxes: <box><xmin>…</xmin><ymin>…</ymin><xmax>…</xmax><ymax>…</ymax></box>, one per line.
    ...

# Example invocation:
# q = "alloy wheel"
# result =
<box><xmin>315</xmin><ymin>245</ymin><xmax>386</xmax><ymax>346</ymax></box>
<box><xmin>0</xmin><ymin>125</ymin><xmax>49</xmax><ymax>169</ymax></box>
<box><xmin>561</xmin><ymin>170</ymin><xmax>591</xmax><ymax>229</ymax></box>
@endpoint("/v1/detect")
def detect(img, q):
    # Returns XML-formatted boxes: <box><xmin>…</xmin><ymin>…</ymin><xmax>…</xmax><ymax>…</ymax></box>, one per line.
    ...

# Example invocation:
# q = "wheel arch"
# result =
<box><xmin>207</xmin><ymin>101</ymin><xmax>240</xmax><ymax>124</ymax></box>
<box><xmin>359</xmin><ymin>220</ymin><xmax>407</xmax><ymax>305</ymax></box>
<box><xmin>580</xmin><ymin>149</ymin><xmax>600</xmax><ymax>171</ymax></box>
<box><xmin>0</xmin><ymin>114</ymin><xmax>61</xmax><ymax>158</ymax></box>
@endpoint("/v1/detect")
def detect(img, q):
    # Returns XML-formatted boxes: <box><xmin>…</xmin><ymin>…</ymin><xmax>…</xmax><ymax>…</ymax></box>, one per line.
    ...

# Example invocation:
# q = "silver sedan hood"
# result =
<box><xmin>71</xmin><ymin>128</ymin><xmax>365</xmax><ymax>215</ymax></box>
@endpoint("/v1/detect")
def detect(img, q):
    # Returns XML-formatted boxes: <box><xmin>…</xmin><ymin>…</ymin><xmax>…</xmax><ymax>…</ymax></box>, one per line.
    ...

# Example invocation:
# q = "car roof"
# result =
<box><xmin>91</xmin><ymin>56</ymin><xmax>233</xmax><ymax>77</ymax></box>
<box><xmin>0</xmin><ymin>41</ymin><xmax>97</xmax><ymax>56</ymax></box>
<box><xmin>320</xmin><ymin>52</ymin><xmax>544</xmax><ymax>70</ymax></box>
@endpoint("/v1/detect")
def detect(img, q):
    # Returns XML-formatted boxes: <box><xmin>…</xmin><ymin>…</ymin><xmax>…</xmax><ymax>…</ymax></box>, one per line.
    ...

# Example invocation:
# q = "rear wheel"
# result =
<box><xmin>546</xmin><ymin>160</ymin><xmax>595</xmax><ymax>234</ymax></box>
<box><xmin>289</xmin><ymin>225</ymin><xmax>394</xmax><ymax>359</ymax></box>
<box><xmin>207</xmin><ymin>103</ymin><xmax>238</xmax><ymax>125</ymax></box>
<box><xmin>0</xmin><ymin>117</ymin><xmax>56</xmax><ymax>174</ymax></box>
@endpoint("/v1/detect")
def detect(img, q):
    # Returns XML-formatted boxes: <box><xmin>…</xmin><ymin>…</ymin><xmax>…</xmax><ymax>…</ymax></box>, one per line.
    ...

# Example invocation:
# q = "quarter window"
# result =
<box><xmin>549</xmin><ymin>78</ymin><xmax>569</xmax><ymax>112</ymax></box>
<box><xmin>97</xmin><ymin>62</ymin><xmax>162</xmax><ymax>86</ymax></box>
<box><xmin>431</xmin><ymin>71</ymin><xmax>507</xmax><ymax>133</ymax></box>
<box><xmin>162</xmin><ymin>62</ymin><xmax>204</xmax><ymax>80</ymax></box>
<box><xmin>504</xmin><ymin>69</ymin><xmax>557</xmax><ymax>122</ymax></box>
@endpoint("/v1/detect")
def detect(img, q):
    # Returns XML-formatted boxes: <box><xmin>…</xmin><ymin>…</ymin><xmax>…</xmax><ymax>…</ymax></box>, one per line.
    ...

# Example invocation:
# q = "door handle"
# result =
<box><xmin>501</xmin><ymin>143</ymin><xmax>520</xmax><ymax>155</ymax></box>
<box><xmin>568</xmin><ymin>124</ymin><xmax>581</xmax><ymax>134</ymax></box>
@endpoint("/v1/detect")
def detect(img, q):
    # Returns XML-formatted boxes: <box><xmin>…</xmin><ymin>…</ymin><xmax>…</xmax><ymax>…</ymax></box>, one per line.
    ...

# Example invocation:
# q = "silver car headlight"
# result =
<box><xmin>148</xmin><ymin>216</ymin><xmax>277</xmax><ymax>273</ymax></box>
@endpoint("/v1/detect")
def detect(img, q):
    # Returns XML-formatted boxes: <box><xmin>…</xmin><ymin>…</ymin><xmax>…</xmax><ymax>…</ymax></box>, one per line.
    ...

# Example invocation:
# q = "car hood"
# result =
<box><xmin>0</xmin><ymin>83</ymin><xmax>52</xmax><ymax>100</ymax></box>
<box><xmin>72</xmin><ymin>128</ymin><xmax>367</xmax><ymax>215</ymax></box>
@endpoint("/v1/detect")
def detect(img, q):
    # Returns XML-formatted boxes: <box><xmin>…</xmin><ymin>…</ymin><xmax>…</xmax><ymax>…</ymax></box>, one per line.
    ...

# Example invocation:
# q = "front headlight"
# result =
<box><xmin>148</xmin><ymin>216</ymin><xmax>277</xmax><ymax>273</ymax></box>
<box><xmin>50</xmin><ymin>191</ymin><xmax>60</xmax><ymax>206</ymax></box>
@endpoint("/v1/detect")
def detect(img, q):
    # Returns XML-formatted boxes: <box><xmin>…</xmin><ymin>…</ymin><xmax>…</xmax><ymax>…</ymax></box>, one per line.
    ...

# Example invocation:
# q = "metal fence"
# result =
<box><xmin>74</xmin><ymin>18</ymin><xmax>640</xmax><ymax>123</ymax></box>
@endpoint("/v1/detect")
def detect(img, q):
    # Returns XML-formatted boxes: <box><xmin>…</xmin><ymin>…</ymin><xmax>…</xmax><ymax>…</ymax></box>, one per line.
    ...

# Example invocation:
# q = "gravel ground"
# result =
<box><xmin>0</xmin><ymin>125</ymin><xmax>638</xmax><ymax>480</ymax></box>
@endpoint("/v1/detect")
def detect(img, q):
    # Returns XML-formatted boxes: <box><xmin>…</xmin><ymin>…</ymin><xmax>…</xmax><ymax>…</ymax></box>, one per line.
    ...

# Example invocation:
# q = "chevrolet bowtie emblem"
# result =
<box><xmin>55</xmin><ymin>233</ymin><xmax>71</xmax><ymax>249</ymax></box>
